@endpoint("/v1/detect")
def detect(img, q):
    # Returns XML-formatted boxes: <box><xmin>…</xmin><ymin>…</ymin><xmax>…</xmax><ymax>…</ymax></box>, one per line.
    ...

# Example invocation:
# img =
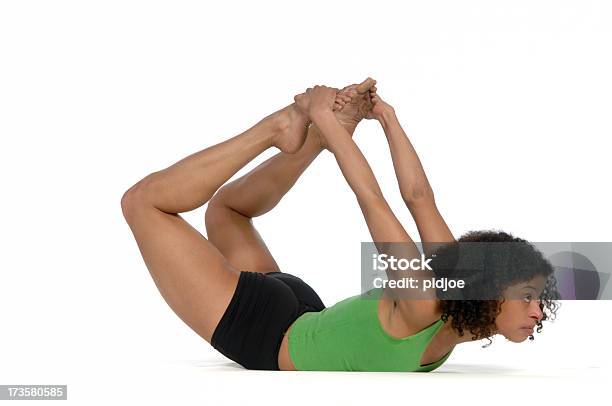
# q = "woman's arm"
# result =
<box><xmin>366</xmin><ymin>89</ymin><xmax>455</xmax><ymax>255</ymax></box>
<box><xmin>310</xmin><ymin>107</ymin><xmax>420</xmax><ymax>257</ymax></box>
<box><xmin>295</xmin><ymin>85</ymin><xmax>434</xmax><ymax>304</ymax></box>
<box><xmin>381</xmin><ymin>110</ymin><xmax>455</xmax><ymax>246</ymax></box>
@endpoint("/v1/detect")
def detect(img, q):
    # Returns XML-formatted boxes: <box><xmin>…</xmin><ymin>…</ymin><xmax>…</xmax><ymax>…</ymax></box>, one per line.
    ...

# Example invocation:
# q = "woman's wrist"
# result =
<box><xmin>378</xmin><ymin>107</ymin><xmax>398</xmax><ymax>131</ymax></box>
<box><xmin>310</xmin><ymin>107</ymin><xmax>335</xmax><ymax>124</ymax></box>
<box><xmin>310</xmin><ymin>109</ymin><xmax>353</xmax><ymax>154</ymax></box>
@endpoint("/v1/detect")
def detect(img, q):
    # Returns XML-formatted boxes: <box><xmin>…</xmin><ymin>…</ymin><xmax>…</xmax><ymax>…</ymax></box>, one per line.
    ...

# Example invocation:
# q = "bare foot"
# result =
<box><xmin>334</xmin><ymin>77</ymin><xmax>376</xmax><ymax>126</ymax></box>
<box><xmin>312</xmin><ymin>77</ymin><xmax>377</xmax><ymax>150</ymax></box>
<box><xmin>269</xmin><ymin>103</ymin><xmax>311</xmax><ymax>154</ymax></box>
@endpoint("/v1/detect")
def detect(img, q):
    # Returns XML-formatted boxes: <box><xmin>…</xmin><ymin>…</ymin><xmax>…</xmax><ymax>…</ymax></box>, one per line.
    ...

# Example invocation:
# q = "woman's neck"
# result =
<box><xmin>438</xmin><ymin>316</ymin><xmax>487</xmax><ymax>346</ymax></box>
<box><xmin>431</xmin><ymin>301</ymin><xmax>484</xmax><ymax>346</ymax></box>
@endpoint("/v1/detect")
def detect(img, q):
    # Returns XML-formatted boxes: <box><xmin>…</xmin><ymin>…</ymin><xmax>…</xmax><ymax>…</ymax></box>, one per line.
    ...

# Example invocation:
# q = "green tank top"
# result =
<box><xmin>288</xmin><ymin>287</ymin><xmax>453</xmax><ymax>372</ymax></box>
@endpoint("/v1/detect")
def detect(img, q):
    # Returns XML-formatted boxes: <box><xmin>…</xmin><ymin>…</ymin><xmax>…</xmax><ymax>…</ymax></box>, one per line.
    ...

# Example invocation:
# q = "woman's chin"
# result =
<box><xmin>503</xmin><ymin>333</ymin><xmax>529</xmax><ymax>343</ymax></box>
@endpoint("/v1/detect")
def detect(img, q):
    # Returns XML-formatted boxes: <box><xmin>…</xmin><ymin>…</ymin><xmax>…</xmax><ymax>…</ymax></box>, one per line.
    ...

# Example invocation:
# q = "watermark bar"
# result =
<box><xmin>361</xmin><ymin>241</ymin><xmax>612</xmax><ymax>300</ymax></box>
<box><xmin>0</xmin><ymin>385</ymin><xmax>67</xmax><ymax>400</ymax></box>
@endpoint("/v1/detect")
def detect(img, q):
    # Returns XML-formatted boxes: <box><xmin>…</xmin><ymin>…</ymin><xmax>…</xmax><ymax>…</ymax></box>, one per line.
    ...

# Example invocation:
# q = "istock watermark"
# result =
<box><xmin>372</xmin><ymin>253</ymin><xmax>433</xmax><ymax>271</ymax></box>
<box><xmin>361</xmin><ymin>241</ymin><xmax>612</xmax><ymax>300</ymax></box>
<box><xmin>370</xmin><ymin>251</ymin><xmax>465</xmax><ymax>294</ymax></box>
<box><xmin>372</xmin><ymin>275</ymin><xmax>465</xmax><ymax>291</ymax></box>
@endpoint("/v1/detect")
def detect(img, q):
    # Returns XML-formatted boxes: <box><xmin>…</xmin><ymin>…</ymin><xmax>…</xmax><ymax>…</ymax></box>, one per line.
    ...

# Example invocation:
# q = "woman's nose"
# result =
<box><xmin>530</xmin><ymin>300</ymin><xmax>544</xmax><ymax>322</ymax></box>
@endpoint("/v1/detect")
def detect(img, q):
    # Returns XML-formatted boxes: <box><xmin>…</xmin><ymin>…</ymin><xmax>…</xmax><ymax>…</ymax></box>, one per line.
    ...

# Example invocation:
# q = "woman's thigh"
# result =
<box><xmin>205</xmin><ymin>197</ymin><xmax>281</xmax><ymax>274</ymax></box>
<box><xmin>123</xmin><ymin>194</ymin><xmax>240</xmax><ymax>343</ymax></box>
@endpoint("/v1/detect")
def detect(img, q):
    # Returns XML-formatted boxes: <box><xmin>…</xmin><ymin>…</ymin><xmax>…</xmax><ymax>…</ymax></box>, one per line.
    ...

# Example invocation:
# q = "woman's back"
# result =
<box><xmin>286</xmin><ymin>288</ymin><xmax>453</xmax><ymax>372</ymax></box>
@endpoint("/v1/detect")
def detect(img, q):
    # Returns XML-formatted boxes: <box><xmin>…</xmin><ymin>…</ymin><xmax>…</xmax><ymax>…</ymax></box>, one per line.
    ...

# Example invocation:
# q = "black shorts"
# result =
<box><xmin>210</xmin><ymin>271</ymin><xmax>325</xmax><ymax>370</ymax></box>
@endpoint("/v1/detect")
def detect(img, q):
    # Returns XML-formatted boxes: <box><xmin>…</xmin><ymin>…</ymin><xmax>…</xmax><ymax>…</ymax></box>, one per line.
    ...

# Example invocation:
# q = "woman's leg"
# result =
<box><xmin>205</xmin><ymin>125</ymin><xmax>329</xmax><ymax>273</ymax></box>
<box><xmin>204</xmin><ymin>79</ymin><xmax>375</xmax><ymax>274</ymax></box>
<box><xmin>120</xmin><ymin>103</ymin><xmax>309</xmax><ymax>343</ymax></box>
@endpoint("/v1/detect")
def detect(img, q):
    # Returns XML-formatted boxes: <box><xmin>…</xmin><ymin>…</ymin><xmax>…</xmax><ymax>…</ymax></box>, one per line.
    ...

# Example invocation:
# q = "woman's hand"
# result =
<box><xmin>294</xmin><ymin>85</ymin><xmax>338</xmax><ymax>120</ymax></box>
<box><xmin>364</xmin><ymin>85</ymin><xmax>394</xmax><ymax>121</ymax></box>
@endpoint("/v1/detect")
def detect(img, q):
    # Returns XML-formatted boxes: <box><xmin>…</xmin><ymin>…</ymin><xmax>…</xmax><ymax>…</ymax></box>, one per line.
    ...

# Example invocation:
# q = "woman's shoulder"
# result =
<box><xmin>382</xmin><ymin>287</ymin><xmax>442</xmax><ymax>334</ymax></box>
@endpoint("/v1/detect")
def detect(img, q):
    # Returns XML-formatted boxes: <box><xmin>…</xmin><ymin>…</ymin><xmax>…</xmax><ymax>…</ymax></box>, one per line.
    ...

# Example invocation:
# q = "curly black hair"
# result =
<box><xmin>428</xmin><ymin>230</ymin><xmax>561</xmax><ymax>347</ymax></box>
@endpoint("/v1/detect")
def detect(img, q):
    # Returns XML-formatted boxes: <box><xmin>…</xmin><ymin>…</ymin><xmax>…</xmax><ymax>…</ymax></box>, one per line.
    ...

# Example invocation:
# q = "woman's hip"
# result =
<box><xmin>210</xmin><ymin>270</ymin><xmax>325</xmax><ymax>370</ymax></box>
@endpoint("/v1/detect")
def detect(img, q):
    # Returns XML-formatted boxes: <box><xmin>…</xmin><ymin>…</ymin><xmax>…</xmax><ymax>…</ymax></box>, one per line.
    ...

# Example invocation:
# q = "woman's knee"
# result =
<box><xmin>204</xmin><ymin>193</ymin><xmax>232</xmax><ymax>227</ymax></box>
<box><xmin>121</xmin><ymin>181</ymin><xmax>150</xmax><ymax>221</ymax></box>
<box><xmin>121</xmin><ymin>174</ymin><xmax>159</xmax><ymax>220</ymax></box>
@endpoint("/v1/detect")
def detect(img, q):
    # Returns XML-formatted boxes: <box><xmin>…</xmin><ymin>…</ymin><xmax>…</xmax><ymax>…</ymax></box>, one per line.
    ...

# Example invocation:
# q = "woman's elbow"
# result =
<box><xmin>403</xmin><ymin>187</ymin><xmax>435</xmax><ymax>207</ymax></box>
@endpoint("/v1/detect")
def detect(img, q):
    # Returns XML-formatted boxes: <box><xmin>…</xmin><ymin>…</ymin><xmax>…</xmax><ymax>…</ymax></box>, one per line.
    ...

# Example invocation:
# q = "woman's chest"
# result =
<box><xmin>380</xmin><ymin>300</ymin><xmax>452</xmax><ymax>367</ymax></box>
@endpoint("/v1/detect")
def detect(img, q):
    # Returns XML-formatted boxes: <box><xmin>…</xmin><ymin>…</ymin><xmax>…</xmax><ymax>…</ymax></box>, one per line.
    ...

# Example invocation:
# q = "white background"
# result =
<box><xmin>1</xmin><ymin>0</ymin><xmax>611</xmax><ymax>404</ymax></box>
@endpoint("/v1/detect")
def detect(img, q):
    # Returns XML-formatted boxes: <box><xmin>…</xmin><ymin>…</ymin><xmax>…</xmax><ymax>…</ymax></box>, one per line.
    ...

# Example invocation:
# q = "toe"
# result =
<box><xmin>356</xmin><ymin>77</ymin><xmax>376</xmax><ymax>94</ymax></box>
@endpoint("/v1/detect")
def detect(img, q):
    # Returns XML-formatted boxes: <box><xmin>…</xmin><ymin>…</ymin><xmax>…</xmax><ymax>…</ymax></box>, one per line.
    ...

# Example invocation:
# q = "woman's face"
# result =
<box><xmin>494</xmin><ymin>275</ymin><xmax>547</xmax><ymax>342</ymax></box>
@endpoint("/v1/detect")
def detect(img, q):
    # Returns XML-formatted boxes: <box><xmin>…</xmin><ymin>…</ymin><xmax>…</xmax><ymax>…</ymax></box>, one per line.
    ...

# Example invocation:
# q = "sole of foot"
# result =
<box><xmin>334</xmin><ymin>77</ymin><xmax>377</xmax><ymax>127</ymax></box>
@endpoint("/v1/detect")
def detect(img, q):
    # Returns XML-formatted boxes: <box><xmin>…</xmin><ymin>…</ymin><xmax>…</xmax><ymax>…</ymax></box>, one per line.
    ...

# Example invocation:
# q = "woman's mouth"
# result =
<box><xmin>520</xmin><ymin>327</ymin><xmax>534</xmax><ymax>335</ymax></box>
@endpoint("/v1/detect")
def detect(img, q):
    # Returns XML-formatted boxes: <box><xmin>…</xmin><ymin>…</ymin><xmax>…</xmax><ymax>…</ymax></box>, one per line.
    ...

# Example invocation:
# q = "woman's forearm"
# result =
<box><xmin>311</xmin><ymin>110</ymin><xmax>384</xmax><ymax>204</ymax></box>
<box><xmin>378</xmin><ymin>109</ymin><xmax>435</xmax><ymax>205</ymax></box>
<box><xmin>311</xmin><ymin>108</ymin><xmax>418</xmax><ymax>247</ymax></box>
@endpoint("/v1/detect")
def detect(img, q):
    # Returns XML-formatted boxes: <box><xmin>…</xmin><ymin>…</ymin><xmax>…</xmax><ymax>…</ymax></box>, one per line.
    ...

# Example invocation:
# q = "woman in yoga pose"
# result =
<box><xmin>121</xmin><ymin>78</ymin><xmax>559</xmax><ymax>372</ymax></box>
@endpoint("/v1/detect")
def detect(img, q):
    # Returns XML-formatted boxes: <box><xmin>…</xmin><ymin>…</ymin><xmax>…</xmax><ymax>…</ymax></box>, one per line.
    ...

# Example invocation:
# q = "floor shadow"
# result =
<box><xmin>162</xmin><ymin>359</ymin><xmax>244</xmax><ymax>370</ymax></box>
<box><xmin>436</xmin><ymin>363</ymin><xmax>531</xmax><ymax>374</ymax></box>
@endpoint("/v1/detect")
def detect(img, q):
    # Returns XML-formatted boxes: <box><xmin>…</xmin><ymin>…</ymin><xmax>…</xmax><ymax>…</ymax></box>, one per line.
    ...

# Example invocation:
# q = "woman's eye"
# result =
<box><xmin>522</xmin><ymin>295</ymin><xmax>532</xmax><ymax>303</ymax></box>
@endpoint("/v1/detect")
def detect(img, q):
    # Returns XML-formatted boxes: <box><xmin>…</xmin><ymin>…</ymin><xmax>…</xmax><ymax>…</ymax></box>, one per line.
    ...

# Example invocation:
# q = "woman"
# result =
<box><xmin>121</xmin><ymin>78</ymin><xmax>559</xmax><ymax>372</ymax></box>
